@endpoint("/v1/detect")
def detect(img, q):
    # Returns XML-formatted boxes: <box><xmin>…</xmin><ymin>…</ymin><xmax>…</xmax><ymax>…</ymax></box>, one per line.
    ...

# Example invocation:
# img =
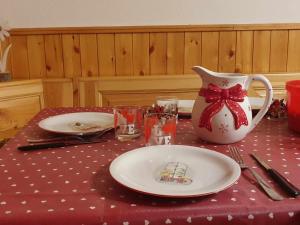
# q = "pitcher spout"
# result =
<box><xmin>192</xmin><ymin>66</ymin><xmax>218</xmax><ymax>80</ymax></box>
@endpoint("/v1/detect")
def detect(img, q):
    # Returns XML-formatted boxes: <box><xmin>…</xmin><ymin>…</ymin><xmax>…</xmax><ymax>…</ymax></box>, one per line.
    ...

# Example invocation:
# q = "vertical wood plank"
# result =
<box><xmin>62</xmin><ymin>34</ymin><xmax>81</xmax><ymax>106</ymax></box>
<box><xmin>27</xmin><ymin>35</ymin><xmax>46</xmax><ymax>78</ymax></box>
<box><xmin>97</xmin><ymin>34</ymin><xmax>115</xmax><ymax>76</ymax></box>
<box><xmin>167</xmin><ymin>32</ymin><xmax>184</xmax><ymax>74</ymax></box>
<box><xmin>62</xmin><ymin>34</ymin><xmax>81</xmax><ymax>77</ymax></box>
<box><xmin>11</xmin><ymin>35</ymin><xmax>29</xmax><ymax>79</ymax></box>
<box><xmin>202</xmin><ymin>32</ymin><xmax>219</xmax><ymax>71</ymax></box>
<box><xmin>269</xmin><ymin>30</ymin><xmax>288</xmax><ymax>72</ymax></box>
<box><xmin>236</xmin><ymin>31</ymin><xmax>253</xmax><ymax>73</ymax></box>
<box><xmin>253</xmin><ymin>31</ymin><xmax>271</xmax><ymax>73</ymax></box>
<box><xmin>80</xmin><ymin>34</ymin><xmax>99</xmax><ymax>77</ymax></box>
<box><xmin>184</xmin><ymin>32</ymin><xmax>202</xmax><ymax>74</ymax></box>
<box><xmin>44</xmin><ymin>35</ymin><xmax>64</xmax><ymax>77</ymax></box>
<box><xmin>287</xmin><ymin>30</ymin><xmax>300</xmax><ymax>72</ymax></box>
<box><xmin>218</xmin><ymin>31</ymin><xmax>236</xmax><ymax>72</ymax></box>
<box><xmin>115</xmin><ymin>33</ymin><xmax>133</xmax><ymax>76</ymax></box>
<box><xmin>79</xmin><ymin>34</ymin><xmax>99</xmax><ymax>77</ymax></box>
<box><xmin>149</xmin><ymin>33</ymin><xmax>167</xmax><ymax>75</ymax></box>
<box><xmin>133</xmin><ymin>33</ymin><xmax>149</xmax><ymax>76</ymax></box>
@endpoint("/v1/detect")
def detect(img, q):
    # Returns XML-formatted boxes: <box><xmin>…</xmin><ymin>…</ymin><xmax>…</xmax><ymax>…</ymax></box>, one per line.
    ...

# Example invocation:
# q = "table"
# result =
<box><xmin>0</xmin><ymin>108</ymin><xmax>299</xmax><ymax>225</ymax></box>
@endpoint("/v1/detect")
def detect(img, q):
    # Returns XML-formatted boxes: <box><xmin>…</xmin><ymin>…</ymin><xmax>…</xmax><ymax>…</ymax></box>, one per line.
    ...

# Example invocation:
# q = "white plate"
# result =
<box><xmin>178</xmin><ymin>97</ymin><xmax>265</xmax><ymax>115</ymax></box>
<box><xmin>38</xmin><ymin>112</ymin><xmax>114</xmax><ymax>135</ymax></box>
<box><xmin>110</xmin><ymin>145</ymin><xmax>241</xmax><ymax>198</ymax></box>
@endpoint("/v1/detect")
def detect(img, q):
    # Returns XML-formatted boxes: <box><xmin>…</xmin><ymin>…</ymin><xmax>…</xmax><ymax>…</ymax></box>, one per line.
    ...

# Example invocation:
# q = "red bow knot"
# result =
<box><xmin>199</xmin><ymin>83</ymin><xmax>248</xmax><ymax>131</ymax></box>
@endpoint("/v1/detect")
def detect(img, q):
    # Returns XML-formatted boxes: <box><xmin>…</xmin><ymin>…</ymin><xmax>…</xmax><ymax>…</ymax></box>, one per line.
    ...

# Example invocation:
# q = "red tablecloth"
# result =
<box><xmin>0</xmin><ymin>108</ymin><xmax>299</xmax><ymax>225</ymax></box>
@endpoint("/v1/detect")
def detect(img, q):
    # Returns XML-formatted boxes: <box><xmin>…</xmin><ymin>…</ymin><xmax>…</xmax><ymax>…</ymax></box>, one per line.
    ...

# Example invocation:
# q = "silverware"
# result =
<box><xmin>251</xmin><ymin>153</ymin><xmax>300</xmax><ymax>197</ymax></box>
<box><xmin>229</xmin><ymin>146</ymin><xmax>284</xmax><ymax>201</ymax></box>
<box><xmin>18</xmin><ymin>139</ymin><xmax>107</xmax><ymax>151</ymax></box>
<box><xmin>27</xmin><ymin>127</ymin><xmax>114</xmax><ymax>143</ymax></box>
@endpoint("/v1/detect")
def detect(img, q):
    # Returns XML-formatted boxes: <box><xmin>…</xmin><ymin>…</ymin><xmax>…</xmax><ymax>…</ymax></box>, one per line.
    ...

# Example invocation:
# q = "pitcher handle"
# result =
<box><xmin>245</xmin><ymin>75</ymin><xmax>273</xmax><ymax>133</ymax></box>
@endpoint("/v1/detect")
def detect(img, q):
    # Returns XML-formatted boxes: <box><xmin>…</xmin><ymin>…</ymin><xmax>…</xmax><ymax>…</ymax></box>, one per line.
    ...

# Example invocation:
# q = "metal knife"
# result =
<box><xmin>251</xmin><ymin>153</ymin><xmax>300</xmax><ymax>197</ymax></box>
<box><xmin>17</xmin><ymin>139</ymin><xmax>107</xmax><ymax>151</ymax></box>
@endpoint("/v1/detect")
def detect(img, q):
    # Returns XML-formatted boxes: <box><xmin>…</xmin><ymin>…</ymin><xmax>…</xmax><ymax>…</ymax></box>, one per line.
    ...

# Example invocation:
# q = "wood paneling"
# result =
<box><xmin>133</xmin><ymin>33</ymin><xmax>150</xmax><ymax>76</ymax></box>
<box><xmin>115</xmin><ymin>33</ymin><xmax>133</xmax><ymax>75</ymax></box>
<box><xmin>270</xmin><ymin>31</ymin><xmax>288</xmax><ymax>72</ymax></box>
<box><xmin>0</xmin><ymin>80</ymin><xmax>44</xmax><ymax>139</ymax></box>
<box><xmin>236</xmin><ymin>31</ymin><xmax>253</xmax><ymax>73</ymax></box>
<box><xmin>27</xmin><ymin>35</ymin><xmax>46</xmax><ymax>78</ymax></box>
<box><xmin>11</xmin><ymin>36</ymin><xmax>29</xmax><ymax>79</ymax></box>
<box><xmin>287</xmin><ymin>30</ymin><xmax>300</xmax><ymax>72</ymax></box>
<box><xmin>44</xmin><ymin>35</ymin><xmax>64</xmax><ymax>77</ymax></box>
<box><xmin>184</xmin><ymin>32</ymin><xmax>202</xmax><ymax>74</ymax></box>
<box><xmin>4</xmin><ymin>24</ymin><xmax>300</xmax><ymax>108</ymax></box>
<box><xmin>43</xmin><ymin>79</ymin><xmax>73</xmax><ymax>107</ymax></box>
<box><xmin>253</xmin><ymin>31</ymin><xmax>271</xmax><ymax>73</ymax></box>
<box><xmin>80</xmin><ymin>34</ymin><xmax>99</xmax><ymax>77</ymax></box>
<box><xmin>167</xmin><ymin>32</ymin><xmax>184</xmax><ymax>74</ymax></box>
<box><xmin>202</xmin><ymin>32</ymin><xmax>219</xmax><ymax>71</ymax></box>
<box><xmin>149</xmin><ymin>33</ymin><xmax>167</xmax><ymax>74</ymax></box>
<box><xmin>97</xmin><ymin>34</ymin><xmax>115</xmax><ymax>76</ymax></box>
<box><xmin>218</xmin><ymin>31</ymin><xmax>236</xmax><ymax>72</ymax></box>
<box><xmin>62</xmin><ymin>34</ymin><xmax>81</xmax><ymax>77</ymax></box>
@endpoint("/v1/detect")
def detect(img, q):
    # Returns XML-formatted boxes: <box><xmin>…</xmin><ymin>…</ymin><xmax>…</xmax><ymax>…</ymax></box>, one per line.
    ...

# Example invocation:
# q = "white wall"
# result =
<box><xmin>1</xmin><ymin>0</ymin><xmax>300</xmax><ymax>28</ymax></box>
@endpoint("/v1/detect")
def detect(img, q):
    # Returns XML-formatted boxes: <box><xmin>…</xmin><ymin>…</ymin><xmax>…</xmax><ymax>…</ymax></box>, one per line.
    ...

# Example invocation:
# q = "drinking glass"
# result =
<box><xmin>113</xmin><ymin>106</ymin><xmax>142</xmax><ymax>141</ymax></box>
<box><xmin>155</xmin><ymin>96</ymin><xmax>178</xmax><ymax>118</ymax></box>
<box><xmin>286</xmin><ymin>80</ymin><xmax>300</xmax><ymax>132</ymax></box>
<box><xmin>144</xmin><ymin>113</ymin><xmax>176</xmax><ymax>146</ymax></box>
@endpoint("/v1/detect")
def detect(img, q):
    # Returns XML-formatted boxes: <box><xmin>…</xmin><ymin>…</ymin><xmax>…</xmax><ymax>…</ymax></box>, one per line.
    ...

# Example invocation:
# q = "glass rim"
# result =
<box><xmin>286</xmin><ymin>80</ymin><xmax>300</xmax><ymax>91</ymax></box>
<box><xmin>144</xmin><ymin>112</ymin><xmax>177</xmax><ymax>118</ymax></box>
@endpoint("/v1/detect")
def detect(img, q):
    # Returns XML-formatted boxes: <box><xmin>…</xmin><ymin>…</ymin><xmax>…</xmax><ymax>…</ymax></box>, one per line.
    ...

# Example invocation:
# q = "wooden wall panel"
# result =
<box><xmin>79</xmin><ymin>34</ymin><xmax>99</xmax><ymax>77</ymax></box>
<box><xmin>253</xmin><ymin>31</ymin><xmax>271</xmax><ymax>73</ymax></box>
<box><xmin>149</xmin><ymin>33</ymin><xmax>167</xmax><ymax>74</ymax></box>
<box><xmin>62</xmin><ymin>34</ymin><xmax>81</xmax><ymax>77</ymax></box>
<box><xmin>287</xmin><ymin>30</ymin><xmax>300</xmax><ymax>72</ymax></box>
<box><xmin>27</xmin><ymin>35</ymin><xmax>46</xmax><ymax>78</ymax></box>
<box><xmin>202</xmin><ymin>32</ymin><xmax>219</xmax><ymax>71</ymax></box>
<box><xmin>115</xmin><ymin>33</ymin><xmax>133</xmax><ymax>75</ymax></box>
<box><xmin>43</xmin><ymin>79</ymin><xmax>73</xmax><ymax>107</ymax></box>
<box><xmin>133</xmin><ymin>33</ymin><xmax>150</xmax><ymax>75</ymax></box>
<box><xmin>167</xmin><ymin>32</ymin><xmax>184</xmax><ymax>74</ymax></box>
<box><xmin>218</xmin><ymin>31</ymin><xmax>236</xmax><ymax>72</ymax></box>
<box><xmin>11</xmin><ymin>36</ymin><xmax>29</xmax><ymax>79</ymax></box>
<box><xmin>184</xmin><ymin>32</ymin><xmax>202</xmax><ymax>74</ymax></box>
<box><xmin>270</xmin><ymin>31</ymin><xmax>288</xmax><ymax>72</ymax></box>
<box><xmin>236</xmin><ymin>31</ymin><xmax>253</xmax><ymax>73</ymax></box>
<box><xmin>5</xmin><ymin>24</ymin><xmax>300</xmax><ymax>108</ymax></box>
<box><xmin>97</xmin><ymin>34</ymin><xmax>115</xmax><ymax>76</ymax></box>
<box><xmin>44</xmin><ymin>35</ymin><xmax>64</xmax><ymax>77</ymax></box>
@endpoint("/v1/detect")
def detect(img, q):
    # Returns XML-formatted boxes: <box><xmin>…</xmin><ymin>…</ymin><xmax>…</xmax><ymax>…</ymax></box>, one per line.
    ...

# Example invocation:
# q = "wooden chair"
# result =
<box><xmin>0</xmin><ymin>79</ymin><xmax>44</xmax><ymax>140</ymax></box>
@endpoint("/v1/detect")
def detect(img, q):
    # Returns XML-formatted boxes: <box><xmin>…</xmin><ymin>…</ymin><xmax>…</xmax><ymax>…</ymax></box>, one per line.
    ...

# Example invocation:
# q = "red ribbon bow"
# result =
<box><xmin>199</xmin><ymin>83</ymin><xmax>248</xmax><ymax>131</ymax></box>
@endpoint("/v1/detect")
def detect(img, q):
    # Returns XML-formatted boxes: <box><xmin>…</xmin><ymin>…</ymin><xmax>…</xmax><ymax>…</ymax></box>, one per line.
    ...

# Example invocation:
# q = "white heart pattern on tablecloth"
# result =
<box><xmin>187</xmin><ymin>216</ymin><xmax>192</xmax><ymax>223</ymax></box>
<box><xmin>248</xmin><ymin>214</ymin><xmax>254</xmax><ymax>220</ymax></box>
<box><xmin>165</xmin><ymin>218</ymin><xmax>172</xmax><ymax>224</ymax></box>
<box><xmin>228</xmin><ymin>215</ymin><xmax>233</xmax><ymax>221</ymax></box>
<box><xmin>268</xmin><ymin>212</ymin><xmax>274</xmax><ymax>219</ymax></box>
<box><xmin>207</xmin><ymin>216</ymin><xmax>213</xmax><ymax>221</ymax></box>
<box><xmin>288</xmin><ymin>212</ymin><xmax>294</xmax><ymax>217</ymax></box>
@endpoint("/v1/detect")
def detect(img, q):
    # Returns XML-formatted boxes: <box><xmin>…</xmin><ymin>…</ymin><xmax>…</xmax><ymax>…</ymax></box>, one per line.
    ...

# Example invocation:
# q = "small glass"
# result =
<box><xmin>155</xmin><ymin>96</ymin><xmax>178</xmax><ymax>118</ymax></box>
<box><xmin>286</xmin><ymin>80</ymin><xmax>300</xmax><ymax>132</ymax></box>
<box><xmin>144</xmin><ymin>113</ymin><xmax>176</xmax><ymax>146</ymax></box>
<box><xmin>113</xmin><ymin>106</ymin><xmax>142</xmax><ymax>141</ymax></box>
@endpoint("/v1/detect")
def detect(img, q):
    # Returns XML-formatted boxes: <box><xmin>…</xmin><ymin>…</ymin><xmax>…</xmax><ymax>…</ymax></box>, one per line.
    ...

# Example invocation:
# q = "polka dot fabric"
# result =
<box><xmin>0</xmin><ymin>108</ymin><xmax>299</xmax><ymax>225</ymax></box>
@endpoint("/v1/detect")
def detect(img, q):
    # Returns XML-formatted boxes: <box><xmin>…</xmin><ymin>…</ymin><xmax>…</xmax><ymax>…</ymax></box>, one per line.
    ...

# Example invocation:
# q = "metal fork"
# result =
<box><xmin>229</xmin><ymin>146</ymin><xmax>284</xmax><ymax>201</ymax></box>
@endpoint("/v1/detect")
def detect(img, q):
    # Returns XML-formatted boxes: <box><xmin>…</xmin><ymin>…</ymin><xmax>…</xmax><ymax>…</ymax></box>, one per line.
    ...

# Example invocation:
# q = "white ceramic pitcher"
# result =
<box><xmin>192</xmin><ymin>66</ymin><xmax>273</xmax><ymax>144</ymax></box>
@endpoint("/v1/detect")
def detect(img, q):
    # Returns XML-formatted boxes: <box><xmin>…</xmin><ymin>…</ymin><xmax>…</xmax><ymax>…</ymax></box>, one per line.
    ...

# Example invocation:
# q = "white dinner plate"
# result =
<box><xmin>178</xmin><ymin>97</ymin><xmax>265</xmax><ymax>115</ymax></box>
<box><xmin>38</xmin><ymin>112</ymin><xmax>114</xmax><ymax>135</ymax></box>
<box><xmin>109</xmin><ymin>145</ymin><xmax>241</xmax><ymax>198</ymax></box>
